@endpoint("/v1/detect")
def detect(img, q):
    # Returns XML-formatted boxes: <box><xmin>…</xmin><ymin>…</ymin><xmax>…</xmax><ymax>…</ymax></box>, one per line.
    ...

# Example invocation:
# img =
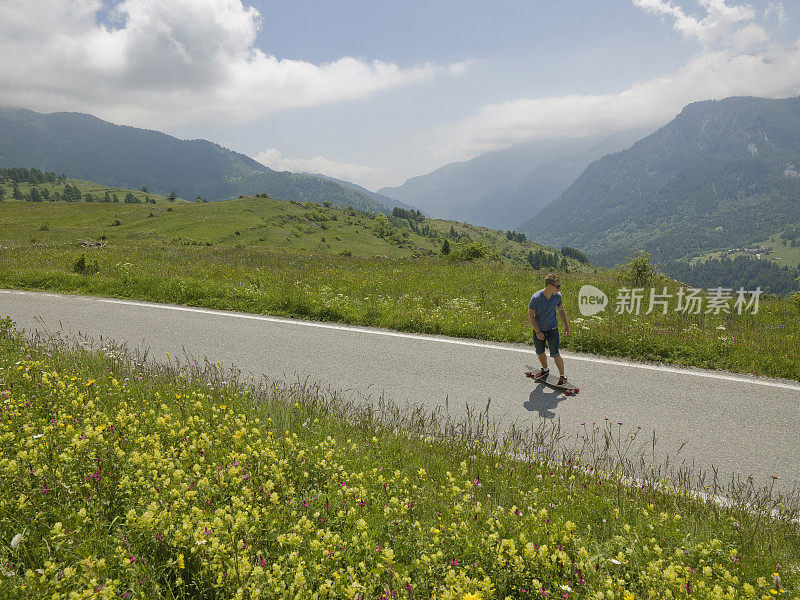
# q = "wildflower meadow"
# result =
<box><xmin>1</xmin><ymin>317</ymin><xmax>798</xmax><ymax>599</ymax></box>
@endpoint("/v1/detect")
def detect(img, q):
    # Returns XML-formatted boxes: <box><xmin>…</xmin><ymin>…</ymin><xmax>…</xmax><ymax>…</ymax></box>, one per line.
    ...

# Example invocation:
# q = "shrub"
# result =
<box><xmin>623</xmin><ymin>250</ymin><xmax>658</xmax><ymax>287</ymax></box>
<box><xmin>373</xmin><ymin>213</ymin><xmax>392</xmax><ymax>238</ymax></box>
<box><xmin>73</xmin><ymin>253</ymin><xmax>99</xmax><ymax>275</ymax></box>
<box><xmin>793</xmin><ymin>277</ymin><xmax>800</xmax><ymax>308</ymax></box>
<box><xmin>450</xmin><ymin>241</ymin><xmax>492</xmax><ymax>262</ymax></box>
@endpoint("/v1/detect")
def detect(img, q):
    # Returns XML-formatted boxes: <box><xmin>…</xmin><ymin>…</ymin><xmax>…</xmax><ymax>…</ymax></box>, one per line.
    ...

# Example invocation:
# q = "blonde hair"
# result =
<box><xmin>545</xmin><ymin>273</ymin><xmax>561</xmax><ymax>287</ymax></box>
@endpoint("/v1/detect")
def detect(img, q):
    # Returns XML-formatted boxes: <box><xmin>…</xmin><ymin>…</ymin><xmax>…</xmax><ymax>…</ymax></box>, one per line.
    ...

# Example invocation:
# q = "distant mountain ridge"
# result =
<box><xmin>378</xmin><ymin>129</ymin><xmax>649</xmax><ymax>230</ymax></box>
<box><xmin>0</xmin><ymin>107</ymin><xmax>390</xmax><ymax>213</ymax></box>
<box><xmin>305</xmin><ymin>173</ymin><xmax>416</xmax><ymax>212</ymax></box>
<box><xmin>522</xmin><ymin>96</ymin><xmax>800</xmax><ymax>268</ymax></box>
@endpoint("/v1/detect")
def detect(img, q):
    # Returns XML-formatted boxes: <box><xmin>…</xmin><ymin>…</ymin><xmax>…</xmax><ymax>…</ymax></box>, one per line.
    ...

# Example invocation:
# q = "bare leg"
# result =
<box><xmin>537</xmin><ymin>353</ymin><xmax>548</xmax><ymax>370</ymax></box>
<box><xmin>554</xmin><ymin>355</ymin><xmax>565</xmax><ymax>375</ymax></box>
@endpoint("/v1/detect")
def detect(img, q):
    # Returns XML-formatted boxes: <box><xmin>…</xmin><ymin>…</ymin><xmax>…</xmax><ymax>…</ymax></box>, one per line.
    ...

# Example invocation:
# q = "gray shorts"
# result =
<box><xmin>533</xmin><ymin>328</ymin><xmax>560</xmax><ymax>358</ymax></box>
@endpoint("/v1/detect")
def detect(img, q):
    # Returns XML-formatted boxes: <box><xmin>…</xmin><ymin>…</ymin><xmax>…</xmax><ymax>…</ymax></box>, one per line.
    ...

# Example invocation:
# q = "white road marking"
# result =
<box><xmin>3</xmin><ymin>288</ymin><xmax>800</xmax><ymax>391</ymax></box>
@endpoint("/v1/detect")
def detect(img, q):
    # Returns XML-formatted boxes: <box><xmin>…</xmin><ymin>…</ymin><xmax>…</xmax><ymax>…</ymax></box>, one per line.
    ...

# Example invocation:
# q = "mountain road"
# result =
<box><xmin>3</xmin><ymin>289</ymin><xmax>799</xmax><ymax>496</ymax></box>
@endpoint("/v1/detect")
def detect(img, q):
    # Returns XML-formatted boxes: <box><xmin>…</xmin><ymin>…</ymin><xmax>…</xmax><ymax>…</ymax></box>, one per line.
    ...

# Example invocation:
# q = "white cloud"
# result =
<box><xmin>435</xmin><ymin>1</ymin><xmax>800</xmax><ymax>161</ymax></box>
<box><xmin>633</xmin><ymin>0</ymin><xmax>756</xmax><ymax>46</ymax></box>
<box><xmin>765</xmin><ymin>2</ymin><xmax>788</xmax><ymax>24</ymax></box>
<box><xmin>0</xmin><ymin>0</ymin><xmax>464</xmax><ymax>128</ymax></box>
<box><xmin>254</xmin><ymin>149</ymin><xmax>380</xmax><ymax>186</ymax></box>
<box><xmin>732</xmin><ymin>22</ymin><xmax>769</xmax><ymax>50</ymax></box>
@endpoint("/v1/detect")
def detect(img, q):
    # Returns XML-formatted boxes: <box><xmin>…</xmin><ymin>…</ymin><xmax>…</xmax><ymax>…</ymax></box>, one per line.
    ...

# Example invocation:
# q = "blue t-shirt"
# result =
<box><xmin>528</xmin><ymin>290</ymin><xmax>562</xmax><ymax>331</ymax></box>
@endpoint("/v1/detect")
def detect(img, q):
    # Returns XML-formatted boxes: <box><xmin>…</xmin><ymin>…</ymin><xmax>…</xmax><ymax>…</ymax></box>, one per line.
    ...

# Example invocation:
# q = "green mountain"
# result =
<box><xmin>521</xmin><ymin>97</ymin><xmax>800</xmax><ymax>269</ymax></box>
<box><xmin>0</xmin><ymin>107</ymin><xmax>389</xmax><ymax>213</ymax></box>
<box><xmin>377</xmin><ymin>130</ymin><xmax>648</xmax><ymax>230</ymax></box>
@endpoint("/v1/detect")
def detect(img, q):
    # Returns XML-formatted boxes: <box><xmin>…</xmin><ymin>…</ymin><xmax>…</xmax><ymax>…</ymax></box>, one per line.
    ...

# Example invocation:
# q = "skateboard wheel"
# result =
<box><xmin>525</xmin><ymin>371</ymin><xmax>532</xmax><ymax>377</ymax></box>
<box><xmin>573</xmin><ymin>388</ymin><xmax>579</xmax><ymax>394</ymax></box>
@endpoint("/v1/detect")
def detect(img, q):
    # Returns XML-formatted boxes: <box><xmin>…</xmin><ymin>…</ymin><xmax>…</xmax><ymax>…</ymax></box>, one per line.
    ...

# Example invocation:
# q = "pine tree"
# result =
<box><xmin>29</xmin><ymin>186</ymin><xmax>42</xmax><ymax>202</ymax></box>
<box><xmin>12</xmin><ymin>182</ymin><xmax>21</xmax><ymax>200</ymax></box>
<box><xmin>63</xmin><ymin>184</ymin><xmax>82</xmax><ymax>202</ymax></box>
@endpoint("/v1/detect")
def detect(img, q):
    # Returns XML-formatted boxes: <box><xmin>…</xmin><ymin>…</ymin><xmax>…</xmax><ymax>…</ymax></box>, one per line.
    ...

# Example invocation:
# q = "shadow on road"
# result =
<box><xmin>522</xmin><ymin>385</ymin><xmax>572</xmax><ymax>419</ymax></box>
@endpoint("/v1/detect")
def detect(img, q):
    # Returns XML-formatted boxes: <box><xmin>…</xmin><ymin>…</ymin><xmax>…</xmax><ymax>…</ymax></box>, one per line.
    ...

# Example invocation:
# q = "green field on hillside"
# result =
<box><xmin>0</xmin><ymin>197</ymin><xmax>799</xmax><ymax>380</ymax></box>
<box><xmin>691</xmin><ymin>244</ymin><xmax>800</xmax><ymax>270</ymax></box>
<box><xmin>763</xmin><ymin>235</ymin><xmax>800</xmax><ymax>268</ymax></box>
<box><xmin>0</xmin><ymin>194</ymin><xmax>581</xmax><ymax>266</ymax></box>
<box><xmin>689</xmin><ymin>227</ymin><xmax>800</xmax><ymax>271</ymax></box>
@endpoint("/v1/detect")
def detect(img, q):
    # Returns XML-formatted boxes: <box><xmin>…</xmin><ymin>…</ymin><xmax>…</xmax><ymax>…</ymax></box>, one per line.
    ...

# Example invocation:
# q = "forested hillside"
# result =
<box><xmin>0</xmin><ymin>167</ymin><xmax>170</xmax><ymax>204</ymax></box>
<box><xmin>0</xmin><ymin>107</ymin><xmax>389</xmax><ymax>212</ymax></box>
<box><xmin>664</xmin><ymin>256</ymin><xmax>800</xmax><ymax>296</ymax></box>
<box><xmin>522</xmin><ymin>97</ymin><xmax>800</xmax><ymax>273</ymax></box>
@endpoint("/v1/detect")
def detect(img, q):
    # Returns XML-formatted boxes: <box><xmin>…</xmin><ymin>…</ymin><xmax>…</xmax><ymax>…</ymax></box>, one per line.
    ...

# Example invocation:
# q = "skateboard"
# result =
<box><xmin>524</xmin><ymin>369</ymin><xmax>580</xmax><ymax>396</ymax></box>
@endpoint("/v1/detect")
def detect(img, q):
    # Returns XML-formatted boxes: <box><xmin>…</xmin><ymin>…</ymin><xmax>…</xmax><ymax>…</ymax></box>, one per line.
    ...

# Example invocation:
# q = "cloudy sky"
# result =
<box><xmin>1</xmin><ymin>0</ymin><xmax>798</xmax><ymax>190</ymax></box>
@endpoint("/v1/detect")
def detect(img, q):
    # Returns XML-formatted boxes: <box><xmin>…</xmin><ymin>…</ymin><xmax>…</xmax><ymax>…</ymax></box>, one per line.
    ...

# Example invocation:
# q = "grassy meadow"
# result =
<box><xmin>0</xmin><ymin>194</ymin><xmax>562</xmax><ymax>262</ymax></box>
<box><xmin>1</xmin><ymin>319</ymin><xmax>798</xmax><ymax>599</ymax></box>
<box><xmin>1</xmin><ymin>197</ymin><xmax>799</xmax><ymax>380</ymax></box>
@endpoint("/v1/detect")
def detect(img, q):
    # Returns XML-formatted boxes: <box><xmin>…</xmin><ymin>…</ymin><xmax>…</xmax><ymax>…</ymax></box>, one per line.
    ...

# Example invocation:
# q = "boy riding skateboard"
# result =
<box><xmin>528</xmin><ymin>273</ymin><xmax>570</xmax><ymax>386</ymax></box>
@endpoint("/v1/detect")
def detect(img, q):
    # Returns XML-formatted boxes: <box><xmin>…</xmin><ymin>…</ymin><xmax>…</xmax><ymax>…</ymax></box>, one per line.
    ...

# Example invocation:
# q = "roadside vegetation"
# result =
<box><xmin>1</xmin><ymin>320</ymin><xmax>798</xmax><ymax>599</ymax></box>
<box><xmin>0</xmin><ymin>197</ymin><xmax>799</xmax><ymax>381</ymax></box>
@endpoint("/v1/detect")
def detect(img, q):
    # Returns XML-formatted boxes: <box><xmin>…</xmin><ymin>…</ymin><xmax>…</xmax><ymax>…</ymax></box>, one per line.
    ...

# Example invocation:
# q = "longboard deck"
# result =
<box><xmin>524</xmin><ymin>370</ymin><xmax>580</xmax><ymax>396</ymax></box>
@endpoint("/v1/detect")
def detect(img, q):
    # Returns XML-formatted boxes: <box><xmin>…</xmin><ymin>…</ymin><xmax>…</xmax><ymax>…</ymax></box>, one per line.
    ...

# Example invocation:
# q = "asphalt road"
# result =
<box><xmin>3</xmin><ymin>289</ymin><xmax>799</xmax><ymax>496</ymax></box>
